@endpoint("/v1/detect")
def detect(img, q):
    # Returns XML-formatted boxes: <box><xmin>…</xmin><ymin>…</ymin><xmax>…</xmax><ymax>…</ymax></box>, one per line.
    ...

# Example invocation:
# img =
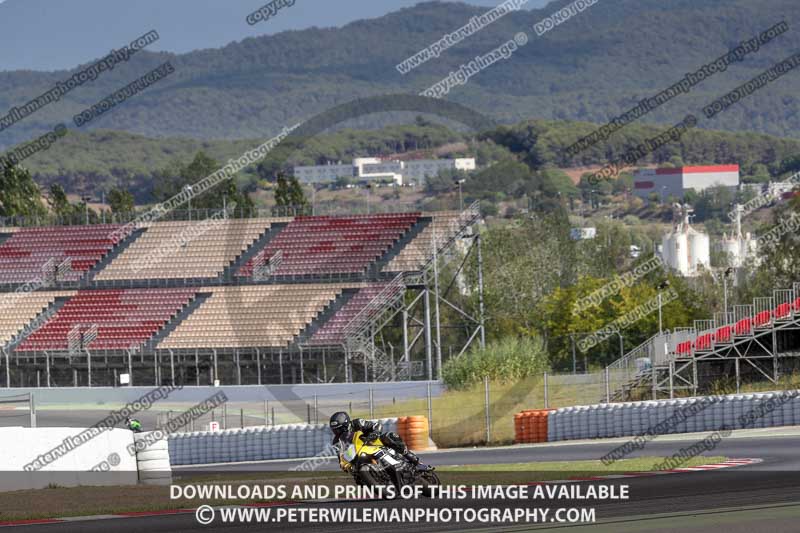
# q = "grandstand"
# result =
<box><xmin>0</xmin><ymin>204</ymin><xmax>483</xmax><ymax>388</ymax></box>
<box><xmin>606</xmin><ymin>282</ymin><xmax>800</xmax><ymax>401</ymax></box>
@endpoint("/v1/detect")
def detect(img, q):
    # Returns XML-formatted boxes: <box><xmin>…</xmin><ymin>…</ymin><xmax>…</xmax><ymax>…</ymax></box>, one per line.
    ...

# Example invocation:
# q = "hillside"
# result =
<box><xmin>17</xmin><ymin>119</ymin><xmax>800</xmax><ymax>200</ymax></box>
<box><xmin>1</xmin><ymin>0</ymin><xmax>800</xmax><ymax>151</ymax></box>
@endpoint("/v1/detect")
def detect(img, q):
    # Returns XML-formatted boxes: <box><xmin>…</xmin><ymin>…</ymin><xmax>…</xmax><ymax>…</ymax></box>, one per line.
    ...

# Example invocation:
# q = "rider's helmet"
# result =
<box><xmin>125</xmin><ymin>417</ymin><xmax>132</xmax><ymax>425</ymax></box>
<box><xmin>329</xmin><ymin>412</ymin><xmax>351</xmax><ymax>438</ymax></box>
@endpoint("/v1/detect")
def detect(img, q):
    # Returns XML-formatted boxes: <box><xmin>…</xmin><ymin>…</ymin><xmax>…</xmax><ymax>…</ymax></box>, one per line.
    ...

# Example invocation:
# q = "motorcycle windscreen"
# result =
<box><xmin>343</xmin><ymin>444</ymin><xmax>357</xmax><ymax>463</ymax></box>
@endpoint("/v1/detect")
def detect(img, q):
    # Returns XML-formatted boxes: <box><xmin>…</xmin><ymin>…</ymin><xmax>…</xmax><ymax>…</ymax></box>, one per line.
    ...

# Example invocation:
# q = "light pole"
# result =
<box><xmin>660</xmin><ymin>186</ymin><xmax>667</xmax><ymax>206</ymax></box>
<box><xmin>454</xmin><ymin>178</ymin><xmax>465</xmax><ymax>211</ymax></box>
<box><xmin>613</xmin><ymin>330</ymin><xmax>624</xmax><ymax>359</ymax></box>
<box><xmin>81</xmin><ymin>195</ymin><xmax>92</xmax><ymax>225</ymax></box>
<box><xmin>723</xmin><ymin>267</ymin><xmax>734</xmax><ymax>321</ymax></box>
<box><xmin>184</xmin><ymin>185</ymin><xmax>193</xmax><ymax>221</ymax></box>
<box><xmin>657</xmin><ymin>280</ymin><xmax>670</xmax><ymax>335</ymax></box>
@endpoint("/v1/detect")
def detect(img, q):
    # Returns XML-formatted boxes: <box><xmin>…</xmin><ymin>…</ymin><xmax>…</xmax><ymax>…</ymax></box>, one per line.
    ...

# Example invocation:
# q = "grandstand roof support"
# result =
<box><xmin>432</xmin><ymin>226</ymin><xmax>443</xmax><ymax>381</ymax></box>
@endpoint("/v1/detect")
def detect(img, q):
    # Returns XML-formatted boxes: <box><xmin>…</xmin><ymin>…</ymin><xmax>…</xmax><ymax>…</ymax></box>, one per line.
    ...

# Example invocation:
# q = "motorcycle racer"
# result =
<box><xmin>329</xmin><ymin>411</ymin><xmax>419</xmax><ymax>472</ymax></box>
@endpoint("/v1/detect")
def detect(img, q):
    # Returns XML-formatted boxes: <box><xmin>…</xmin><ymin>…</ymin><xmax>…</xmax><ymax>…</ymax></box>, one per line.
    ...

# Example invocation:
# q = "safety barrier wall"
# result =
<box><xmin>546</xmin><ymin>390</ymin><xmax>800</xmax><ymax>442</ymax></box>
<box><xmin>0</xmin><ymin>427</ymin><xmax>138</xmax><ymax>492</ymax></box>
<box><xmin>169</xmin><ymin>418</ymin><xmax>399</xmax><ymax>466</ymax></box>
<box><xmin>514</xmin><ymin>409</ymin><xmax>554</xmax><ymax>443</ymax></box>
<box><xmin>133</xmin><ymin>431</ymin><xmax>172</xmax><ymax>485</ymax></box>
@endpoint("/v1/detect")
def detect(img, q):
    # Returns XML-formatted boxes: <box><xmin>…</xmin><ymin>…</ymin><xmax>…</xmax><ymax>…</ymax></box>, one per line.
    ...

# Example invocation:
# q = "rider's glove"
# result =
<box><xmin>362</xmin><ymin>432</ymin><xmax>379</xmax><ymax>443</ymax></box>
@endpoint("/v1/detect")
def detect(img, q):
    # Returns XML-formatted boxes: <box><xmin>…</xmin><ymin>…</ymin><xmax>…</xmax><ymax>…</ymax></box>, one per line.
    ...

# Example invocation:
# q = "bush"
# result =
<box><xmin>442</xmin><ymin>336</ymin><xmax>549</xmax><ymax>390</ymax></box>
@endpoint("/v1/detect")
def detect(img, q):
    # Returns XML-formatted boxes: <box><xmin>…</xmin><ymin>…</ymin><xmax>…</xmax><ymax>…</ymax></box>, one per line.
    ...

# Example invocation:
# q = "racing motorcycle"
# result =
<box><xmin>340</xmin><ymin>429</ymin><xmax>440</xmax><ymax>497</ymax></box>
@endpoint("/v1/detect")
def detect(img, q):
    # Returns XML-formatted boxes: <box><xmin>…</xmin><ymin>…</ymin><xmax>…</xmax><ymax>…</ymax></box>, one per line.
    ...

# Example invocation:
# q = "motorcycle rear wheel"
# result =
<box><xmin>417</xmin><ymin>470</ymin><xmax>441</xmax><ymax>497</ymax></box>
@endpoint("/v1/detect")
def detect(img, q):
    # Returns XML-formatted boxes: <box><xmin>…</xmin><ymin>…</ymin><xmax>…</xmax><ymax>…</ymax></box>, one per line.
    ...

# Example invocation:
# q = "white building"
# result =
<box><xmin>633</xmin><ymin>165</ymin><xmax>740</xmax><ymax>200</ymax></box>
<box><xmin>719</xmin><ymin>204</ymin><xmax>759</xmax><ymax>268</ymax></box>
<box><xmin>661</xmin><ymin>204</ymin><xmax>710</xmax><ymax>277</ymax></box>
<box><xmin>293</xmin><ymin>157</ymin><xmax>476</xmax><ymax>186</ymax></box>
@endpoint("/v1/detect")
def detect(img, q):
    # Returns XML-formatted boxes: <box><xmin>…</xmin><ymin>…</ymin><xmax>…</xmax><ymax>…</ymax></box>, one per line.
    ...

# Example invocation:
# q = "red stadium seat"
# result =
<box><xmin>16</xmin><ymin>288</ymin><xmax>195</xmax><ymax>352</ymax></box>
<box><xmin>237</xmin><ymin>215</ymin><xmax>420</xmax><ymax>277</ymax></box>
<box><xmin>307</xmin><ymin>284</ymin><xmax>398</xmax><ymax>346</ymax></box>
<box><xmin>735</xmin><ymin>318</ymin><xmax>752</xmax><ymax>336</ymax></box>
<box><xmin>0</xmin><ymin>225</ymin><xmax>124</xmax><ymax>284</ymax></box>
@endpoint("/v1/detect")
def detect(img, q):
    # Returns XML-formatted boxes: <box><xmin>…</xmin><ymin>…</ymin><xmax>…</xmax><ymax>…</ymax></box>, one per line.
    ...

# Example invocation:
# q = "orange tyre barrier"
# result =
<box><xmin>514</xmin><ymin>409</ymin><xmax>553</xmax><ymax>444</ymax></box>
<box><xmin>398</xmin><ymin>415</ymin><xmax>431</xmax><ymax>451</ymax></box>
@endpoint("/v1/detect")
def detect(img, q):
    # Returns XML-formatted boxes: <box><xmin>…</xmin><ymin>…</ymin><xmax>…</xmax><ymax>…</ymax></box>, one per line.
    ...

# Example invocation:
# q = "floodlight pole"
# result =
<box><xmin>477</xmin><ymin>233</ymin><xmax>486</xmax><ymax>349</ymax></box>
<box><xmin>433</xmin><ymin>226</ymin><xmax>442</xmax><ymax>379</ymax></box>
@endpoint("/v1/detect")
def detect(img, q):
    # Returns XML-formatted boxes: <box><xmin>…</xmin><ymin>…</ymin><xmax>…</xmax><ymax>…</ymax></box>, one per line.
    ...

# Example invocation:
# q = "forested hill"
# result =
<box><xmin>2</xmin><ymin>0</ymin><xmax>800</xmax><ymax>149</ymax></box>
<box><xmin>19</xmin><ymin>119</ymin><xmax>800</xmax><ymax>200</ymax></box>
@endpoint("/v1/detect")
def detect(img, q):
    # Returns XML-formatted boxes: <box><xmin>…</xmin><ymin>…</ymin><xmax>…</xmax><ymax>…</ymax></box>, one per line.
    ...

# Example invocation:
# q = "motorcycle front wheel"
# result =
<box><xmin>356</xmin><ymin>464</ymin><xmax>394</xmax><ymax>498</ymax></box>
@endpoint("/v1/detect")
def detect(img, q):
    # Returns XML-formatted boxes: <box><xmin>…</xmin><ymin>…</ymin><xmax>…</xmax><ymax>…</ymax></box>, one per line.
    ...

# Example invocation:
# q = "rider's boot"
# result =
<box><xmin>404</xmin><ymin>450</ymin><xmax>420</xmax><ymax>465</ymax></box>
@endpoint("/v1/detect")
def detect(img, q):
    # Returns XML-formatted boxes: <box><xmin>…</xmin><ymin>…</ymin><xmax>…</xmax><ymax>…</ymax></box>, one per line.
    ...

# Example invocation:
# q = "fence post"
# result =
<box><xmin>427</xmin><ymin>382</ymin><xmax>433</xmax><ymax>436</ymax></box>
<box><xmin>484</xmin><ymin>376</ymin><xmax>490</xmax><ymax>444</ymax></box>
<box><xmin>605</xmin><ymin>367</ymin><xmax>610</xmax><ymax>403</ymax></box>
<box><xmin>368</xmin><ymin>388</ymin><xmax>374</xmax><ymax>419</ymax></box>
<box><xmin>240</xmin><ymin>408</ymin><xmax>244</xmax><ymax>429</ymax></box>
<box><xmin>314</xmin><ymin>395</ymin><xmax>319</xmax><ymax>424</ymax></box>
<box><xmin>222</xmin><ymin>404</ymin><xmax>227</xmax><ymax>430</ymax></box>
<box><xmin>271</xmin><ymin>407</ymin><xmax>275</xmax><ymax>426</ymax></box>
<box><xmin>543</xmin><ymin>372</ymin><xmax>549</xmax><ymax>409</ymax></box>
<box><xmin>307</xmin><ymin>404</ymin><xmax>311</xmax><ymax>424</ymax></box>
<box><xmin>735</xmin><ymin>358</ymin><xmax>741</xmax><ymax>393</ymax></box>
<box><xmin>29</xmin><ymin>392</ymin><xmax>36</xmax><ymax>428</ymax></box>
<box><xmin>264</xmin><ymin>400</ymin><xmax>269</xmax><ymax>427</ymax></box>
<box><xmin>651</xmin><ymin>363</ymin><xmax>657</xmax><ymax>401</ymax></box>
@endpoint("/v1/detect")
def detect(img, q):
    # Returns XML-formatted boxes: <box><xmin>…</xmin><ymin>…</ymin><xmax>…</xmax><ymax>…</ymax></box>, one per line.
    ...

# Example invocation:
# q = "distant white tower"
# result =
<box><xmin>719</xmin><ymin>204</ymin><xmax>758</xmax><ymax>268</ymax></box>
<box><xmin>661</xmin><ymin>204</ymin><xmax>710</xmax><ymax>276</ymax></box>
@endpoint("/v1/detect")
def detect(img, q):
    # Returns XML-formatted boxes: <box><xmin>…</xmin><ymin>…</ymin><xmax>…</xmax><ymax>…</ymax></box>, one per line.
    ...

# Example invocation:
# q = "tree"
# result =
<box><xmin>288</xmin><ymin>176</ymin><xmax>307</xmax><ymax>206</ymax></box>
<box><xmin>107</xmin><ymin>188</ymin><xmax>135</xmax><ymax>214</ymax></box>
<box><xmin>274</xmin><ymin>173</ymin><xmax>292</xmax><ymax>206</ymax></box>
<box><xmin>153</xmin><ymin>151</ymin><xmax>253</xmax><ymax>214</ymax></box>
<box><xmin>0</xmin><ymin>164</ymin><xmax>46</xmax><ymax>219</ymax></box>
<box><xmin>47</xmin><ymin>184</ymin><xmax>73</xmax><ymax>219</ymax></box>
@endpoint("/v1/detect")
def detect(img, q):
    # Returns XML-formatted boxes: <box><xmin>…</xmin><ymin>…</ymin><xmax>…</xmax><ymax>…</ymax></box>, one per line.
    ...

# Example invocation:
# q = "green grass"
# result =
<box><xmin>354</xmin><ymin>376</ymin><xmax>605</xmax><ymax>448</ymax></box>
<box><xmin>439</xmin><ymin>456</ymin><xmax>726</xmax><ymax>475</ymax></box>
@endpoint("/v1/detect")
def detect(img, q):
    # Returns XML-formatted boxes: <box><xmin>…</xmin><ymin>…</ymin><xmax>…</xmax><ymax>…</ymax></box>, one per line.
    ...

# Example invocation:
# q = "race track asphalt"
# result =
<box><xmin>6</xmin><ymin>429</ymin><xmax>800</xmax><ymax>532</ymax></box>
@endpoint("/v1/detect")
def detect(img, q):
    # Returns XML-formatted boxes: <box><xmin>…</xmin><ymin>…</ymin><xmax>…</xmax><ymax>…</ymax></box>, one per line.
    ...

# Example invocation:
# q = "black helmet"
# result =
<box><xmin>329</xmin><ymin>412</ymin><xmax>351</xmax><ymax>436</ymax></box>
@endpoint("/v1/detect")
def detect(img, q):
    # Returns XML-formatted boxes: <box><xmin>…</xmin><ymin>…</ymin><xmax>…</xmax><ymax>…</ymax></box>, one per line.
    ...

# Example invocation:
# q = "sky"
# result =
<box><xmin>0</xmin><ymin>0</ymin><xmax>552</xmax><ymax>72</ymax></box>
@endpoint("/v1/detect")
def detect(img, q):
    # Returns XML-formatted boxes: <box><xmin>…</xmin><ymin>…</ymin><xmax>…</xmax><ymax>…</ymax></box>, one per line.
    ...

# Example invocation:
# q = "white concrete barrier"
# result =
<box><xmin>168</xmin><ymin>418</ymin><xmax>399</xmax><ymax>466</ymax></box>
<box><xmin>0</xmin><ymin>427</ymin><xmax>138</xmax><ymax>492</ymax></box>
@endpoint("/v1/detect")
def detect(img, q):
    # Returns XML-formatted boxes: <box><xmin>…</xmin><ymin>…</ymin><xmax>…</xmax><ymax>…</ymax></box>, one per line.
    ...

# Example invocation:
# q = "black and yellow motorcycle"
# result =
<box><xmin>339</xmin><ymin>429</ymin><xmax>440</xmax><ymax>497</ymax></box>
